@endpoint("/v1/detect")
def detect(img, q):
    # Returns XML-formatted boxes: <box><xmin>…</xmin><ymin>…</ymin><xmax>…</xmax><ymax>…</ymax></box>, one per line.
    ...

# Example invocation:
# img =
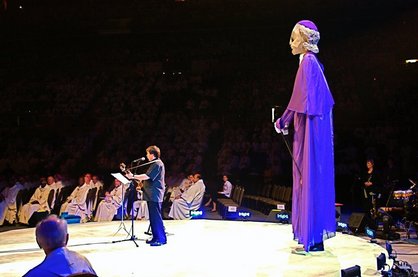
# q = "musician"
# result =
<box><xmin>126</xmin><ymin>145</ymin><xmax>167</xmax><ymax>246</ymax></box>
<box><xmin>361</xmin><ymin>159</ymin><xmax>382</xmax><ymax>221</ymax></box>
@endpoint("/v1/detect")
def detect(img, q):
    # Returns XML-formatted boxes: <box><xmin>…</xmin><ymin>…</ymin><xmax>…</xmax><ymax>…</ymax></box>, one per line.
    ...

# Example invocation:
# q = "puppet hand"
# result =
<box><xmin>274</xmin><ymin>119</ymin><xmax>282</xmax><ymax>134</ymax></box>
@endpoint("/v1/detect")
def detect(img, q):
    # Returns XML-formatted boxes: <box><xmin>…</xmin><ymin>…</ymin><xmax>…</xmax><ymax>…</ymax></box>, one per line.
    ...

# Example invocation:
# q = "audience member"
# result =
<box><xmin>0</xmin><ymin>177</ymin><xmax>24</xmax><ymax>225</ymax></box>
<box><xmin>94</xmin><ymin>178</ymin><xmax>125</xmax><ymax>222</ymax></box>
<box><xmin>19</xmin><ymin>177</ymin><xmax>51</xmax><ymax>225</ymax></box>
<box><xmin>23</xmin><ymin>215</ymin><xmax>96</xmax><ymax>277</ymax></box>
<box><xmin>169</xmin><ymin>173</ymin><xmax>206</xmax><ymax>220</ymax></box>
<box><xmin>59</xmin><ymin>173</ymin><xmax>91</xmax><ymax>222</ymax></box>
<box><xmin>209</xmin><ymin>175</ymin><xmax>233</xmax><ymax>213</ymax></box>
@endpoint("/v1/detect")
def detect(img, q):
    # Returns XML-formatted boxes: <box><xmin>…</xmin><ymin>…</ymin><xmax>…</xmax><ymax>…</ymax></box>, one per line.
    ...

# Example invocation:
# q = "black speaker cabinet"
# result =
<box><xmin>348</xmin><ymin>212</ymin><xmax>366</xmax><ymax>232</ymax></box>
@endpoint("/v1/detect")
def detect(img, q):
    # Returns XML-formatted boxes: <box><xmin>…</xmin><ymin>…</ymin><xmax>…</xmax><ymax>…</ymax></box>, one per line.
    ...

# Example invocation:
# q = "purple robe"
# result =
<box><xmin>279</xmin><ymin>52</ymin><xmax>335</xmax><ymax>251</ymax></box>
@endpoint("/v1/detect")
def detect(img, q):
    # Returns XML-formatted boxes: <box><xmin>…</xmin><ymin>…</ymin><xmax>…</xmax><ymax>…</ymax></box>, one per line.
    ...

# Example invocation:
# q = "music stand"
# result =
<box><xmin>111</xmin><ymin>173</ymin><xmax>143</xmax><ymax>247</ymax></box>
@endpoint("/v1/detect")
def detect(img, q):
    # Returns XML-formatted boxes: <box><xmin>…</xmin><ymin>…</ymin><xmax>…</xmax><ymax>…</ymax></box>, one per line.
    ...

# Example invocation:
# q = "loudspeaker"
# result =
<box><xmin>348</xmin><ymin>212</ymin><xmax>366</xmax><ymax>232</ymax></box>
<box><xmin>341</xmin><ymin>265</ymin><xmax>361</xmax><ymax>277</ymax></box>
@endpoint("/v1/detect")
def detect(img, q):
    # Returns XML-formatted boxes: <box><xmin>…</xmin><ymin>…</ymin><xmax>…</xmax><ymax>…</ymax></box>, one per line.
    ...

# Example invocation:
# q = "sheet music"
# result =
<box><xmin>111</xmin><ymin>173</ymin><xmax>131</xmax><ymax>185</ymax></box>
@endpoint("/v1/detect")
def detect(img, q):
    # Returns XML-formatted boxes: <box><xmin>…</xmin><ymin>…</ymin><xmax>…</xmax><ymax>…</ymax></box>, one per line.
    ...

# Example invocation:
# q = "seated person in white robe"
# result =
<box><xmin>90</xmin><ymin>175</ymin><xmax>104</xmax><ymax>213</ymax></box>
<box><xmin>23</xmin><ymin>215</ymin><xmax>96</xmax><ymax>277</ymax></box>
<box><xmin>132</xmin><ymin>187</ymin><xmax>149</xmax><ymax>220</ymax></box>
<box><xmin>19</xmin><ymin>178</ymin><xmax>51</xmax><ymax>225</ymax></box>
<box><xmin>168</xmin><ymin>173</ymin><xmax>206</xmax><ymax>220</ymax></box>
<box><xmin>94</xmin><ymin>178</ymin><xmax>125</xmax><ymax>222</ymax></box>
<box><xmin>47</xmin><ymin>176</ymin><xmax>63</xmax><ymax>211</ymax></box>
<box><xmin>170</xmin><ymin>175</ymin><xmax>193</xmax><ymax>202</ymax></box>
<box><xmin>0</xmin><ymin>179</ymin><xmax>24</xmax><ymax>225</ymax></box>
<box><xmin>59</xmin><ymin>174</ymin><xmax>91</xmax><ymax>222</ymax></box>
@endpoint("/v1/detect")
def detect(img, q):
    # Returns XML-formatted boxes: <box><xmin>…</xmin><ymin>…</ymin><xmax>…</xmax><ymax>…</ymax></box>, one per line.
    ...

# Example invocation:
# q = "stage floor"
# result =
<box><xmin>0</xmin><ymin>219</ymin><xmax>389</xmax><ymax>277</ymax></box>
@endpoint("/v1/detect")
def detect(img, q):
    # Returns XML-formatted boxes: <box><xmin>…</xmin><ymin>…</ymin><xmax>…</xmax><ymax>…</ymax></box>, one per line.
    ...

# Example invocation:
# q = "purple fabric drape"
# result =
<box><xmin>279</xmin><ymin>53</ymin><xmax>335</xmax><ymax>251</ymax></box>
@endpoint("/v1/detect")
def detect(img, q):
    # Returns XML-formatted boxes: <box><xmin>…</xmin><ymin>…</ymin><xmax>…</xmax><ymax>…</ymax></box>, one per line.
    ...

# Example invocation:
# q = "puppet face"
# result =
<box><xmin>290</xmin><ymin>27</ymin><xmax>307</xmax><ymax>55</ymax></box>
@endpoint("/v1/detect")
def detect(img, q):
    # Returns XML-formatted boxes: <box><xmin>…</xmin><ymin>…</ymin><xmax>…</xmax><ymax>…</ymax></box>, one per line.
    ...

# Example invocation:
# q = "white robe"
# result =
<box><xmin>94</xmin><ymin>185</ymin><xmax>125</xmax><ymax>222</ymax></box>
<box><xmin>168</xmin><ymin>179</ymin><xmax>206</xmax><ymax>220</ymax></box>
<box><xmin>133</xmin><ymin>190</ymin><xmax>149</xmax><ymax>220</ymax></box>
<box><xmin>19</xmin><ymin>185</ymin><xmax>51</xmax><ymax>225</ymax></box>
<box><xmin>60</xmin><ymin>183</ymin><xmax>89</xmax><ymax>222</ymax></box>
<box><xmin>48</xmin><ymin>182</ymin><xmax>63</xmax><ymax>210</ymax></box>
<box><xmin>0</xmin><ymin>182</ymin><xmax>24</xmax><ymax>225</ymax></box>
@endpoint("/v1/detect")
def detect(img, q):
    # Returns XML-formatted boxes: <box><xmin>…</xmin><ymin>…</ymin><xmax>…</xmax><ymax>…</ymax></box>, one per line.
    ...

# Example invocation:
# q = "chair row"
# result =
<box><xmin>242</xmin><ymin>185</ymin><xmax>292</xmax><ymax>215</ymax></box>
<box><xmin>12</xmin><ymin>185</ymin><xmax>103</xmax><ymax>226</ymax></box>
<box><xmin>217</xmin><ymin>186</ymin><xmax>245</xmax><ymax>219</ymax></box>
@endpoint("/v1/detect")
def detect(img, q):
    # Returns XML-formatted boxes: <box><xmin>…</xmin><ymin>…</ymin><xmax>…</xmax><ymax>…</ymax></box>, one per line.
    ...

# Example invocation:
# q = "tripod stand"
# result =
<box><xmin>111</xmin><ymin>177</ymin><xmax>144</xmax><ymax>247</ymax></box>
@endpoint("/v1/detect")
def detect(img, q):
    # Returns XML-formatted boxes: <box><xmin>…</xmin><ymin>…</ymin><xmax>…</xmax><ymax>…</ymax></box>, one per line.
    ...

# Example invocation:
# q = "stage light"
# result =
<box><xmin>405</xmin><ymin>59</ymin><xmax>417</xmax><ymax>64</ymax></box>
<box><xmin>340</xmin><ymin>265</ymin><xmax>361</xmax><ymax>277</ymax></box>
<box><xmin>190</xmin><ymin>209</ymin><xmax>204</xmax><ymax>219</ymax></box>
<box><xmin>337</xmin><ymin>221</ymin><xmax>349</xmax><ymax>234</ymax></box>
<box><xmin>238</xmin><ymin>211</ymin><xmax>251</xmax><ymax>219</ymax></box>
<box><xmin>276</xmin><ymin>210</ymin><xmax>291</xmax><ymax>224</ymax></box>
<box><xmin>365</xmin><ymin>226</ymin><xmax>377</xmax><ymax>243</ymax></box>
<box><xmin>377</xmin><ymin>253</ymin><xmax>386</xmax><ymax>270</ymax></box>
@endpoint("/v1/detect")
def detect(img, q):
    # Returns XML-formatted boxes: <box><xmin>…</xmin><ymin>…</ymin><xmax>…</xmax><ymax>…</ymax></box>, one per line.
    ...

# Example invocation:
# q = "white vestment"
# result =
<box><xmin>94</xmin><ymin>185</ymin><xmax>125</xmax><ymax>222</ymax></box>
<box><xmin>48</xmin><ymin>182</ymin><xmax>63</xmax><ymax>210</ymax></box>
<box><xmin>18</xmin><ymin>185</ymin><xmax>51</xmax><ymax>224</ymax></box>
<box><xmin>133</xmin><ymin>190</ymin><xmax>149</xmax><ymax>220</ymax></box>
<box><xmin>60</xmin><ymin>183</ymin><xmax>90</xmax><ymax>221</ymax></box>
<box><xmin>0</xmin><ymin>182</ymin><xmax>24</xmax><ymax>225</ymax></box>
<box><xmin>168</xmin><ymin>179</ymin><xmax>206</xmax><ymax>220</ymax></box>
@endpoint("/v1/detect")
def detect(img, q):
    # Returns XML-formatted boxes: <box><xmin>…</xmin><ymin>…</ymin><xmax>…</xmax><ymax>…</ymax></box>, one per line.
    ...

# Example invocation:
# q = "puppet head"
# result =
<box><xmin>290</xmin><ymin>20</ymin><xmax>320</xmax><ymax>55</ymax></box>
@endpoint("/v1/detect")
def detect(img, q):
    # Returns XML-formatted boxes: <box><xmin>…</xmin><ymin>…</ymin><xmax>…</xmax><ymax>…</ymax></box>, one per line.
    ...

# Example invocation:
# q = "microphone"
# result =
<box><xmin>271</xmin><ymin>105</ymin><xmax>282</xmax><ymax>123</ymax></box>
<box><xmin>133</xmin><ymin>157</ymin><xmax>146</xmax><ymax>163</ymax></box>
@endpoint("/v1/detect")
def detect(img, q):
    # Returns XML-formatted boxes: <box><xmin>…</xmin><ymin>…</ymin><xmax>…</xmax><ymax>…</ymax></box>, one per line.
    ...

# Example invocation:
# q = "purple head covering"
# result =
<box><xmin>297</xmin><ymin>20</ymin><xmax>318</xmax><ymax>32</ymax></box>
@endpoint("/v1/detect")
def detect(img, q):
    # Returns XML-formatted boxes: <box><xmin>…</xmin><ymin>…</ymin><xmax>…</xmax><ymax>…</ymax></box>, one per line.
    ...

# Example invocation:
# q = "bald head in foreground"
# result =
<box><xmin>24</xmin><ymin>215</ymin><xmax>97</xmax><ymax>277</ymax></box>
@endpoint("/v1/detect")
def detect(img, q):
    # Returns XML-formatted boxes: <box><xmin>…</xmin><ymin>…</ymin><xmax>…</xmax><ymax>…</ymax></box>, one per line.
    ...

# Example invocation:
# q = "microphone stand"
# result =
<box><xmin>112</xmin><ymin>181</ymin><xmax>145</xmax><ymax>247</ymax></box>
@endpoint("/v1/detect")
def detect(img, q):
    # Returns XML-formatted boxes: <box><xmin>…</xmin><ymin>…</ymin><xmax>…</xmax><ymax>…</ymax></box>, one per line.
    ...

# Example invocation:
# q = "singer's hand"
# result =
<box><xmin>125</xmin><ymin>172</ymin><xmax>134</xmax><ymax>179</ymax></box>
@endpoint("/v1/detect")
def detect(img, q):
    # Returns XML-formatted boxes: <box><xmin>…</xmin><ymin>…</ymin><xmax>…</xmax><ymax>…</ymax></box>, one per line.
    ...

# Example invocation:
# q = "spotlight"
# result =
<box><xmin>190</xmin><ymin>209</ymin><xmax>204</xmax><ymax>219</ymax></box>
<box><xmin>341</xmin><ymin>265</ymin><xmax>361</xmax><ymax>277</ymax></box>
<box><xmin>365</xmin><ymin>226</ymin><xmax>377</xmax><ymax>243</ymax></box>
<box><xmin>238</xmin><ymin>211</ymin><xmax>251</xmax><ymax>219</ymax></box>
<box><xmin>337</xmin><ymin>221</ymin><xmax>350</xmax><ymax>234</ymax></box>
<box><xmin>276</xmin><ymin>210</ymin><xmax>291</xmax><ymax>224</ymax></box>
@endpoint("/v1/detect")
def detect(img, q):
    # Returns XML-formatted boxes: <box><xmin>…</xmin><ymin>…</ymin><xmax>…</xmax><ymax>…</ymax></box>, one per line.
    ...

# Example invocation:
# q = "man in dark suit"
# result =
<box><xmin>128</xmin><ymin>145</ymin><xmax>166</xmax><ymax>246</ymax></box>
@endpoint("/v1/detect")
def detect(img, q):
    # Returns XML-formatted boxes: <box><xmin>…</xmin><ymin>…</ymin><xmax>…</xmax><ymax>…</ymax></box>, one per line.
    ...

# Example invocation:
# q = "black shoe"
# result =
<box><xmin>146</xmin><ymin>239</ymin><xmax>155</xmax><ymax>244</ymax></box>
<box><xmin>149</xmin><ymin>241</ymin><xmax>166</xmax><ymax>247</ymax></box>
<box><xmin>309</xmin><ymin>242</ymin><xmax>324</xmax><ymax>252</ymax></box>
